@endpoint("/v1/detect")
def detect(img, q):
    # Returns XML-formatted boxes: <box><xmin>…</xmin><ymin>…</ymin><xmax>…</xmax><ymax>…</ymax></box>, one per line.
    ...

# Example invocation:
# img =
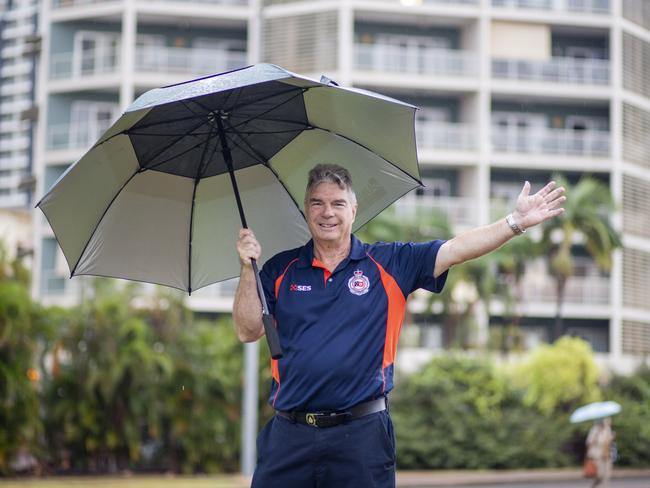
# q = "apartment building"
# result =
<box><xmin>0</xmin><ymin>0</ymin><xmax>38</xmax><ymax>258</ymax></box>
<box><xmin>31</xmin><ymin>0</ymin><xmax>650</xmax><ymax>369</ymax></box>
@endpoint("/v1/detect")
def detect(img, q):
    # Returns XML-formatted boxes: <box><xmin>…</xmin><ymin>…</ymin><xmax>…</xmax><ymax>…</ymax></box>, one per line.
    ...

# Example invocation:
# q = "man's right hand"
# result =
<box><xmin>237</xmin><ymin>228</ymin><xmax>261</xmax><ymax>268</ymax></box>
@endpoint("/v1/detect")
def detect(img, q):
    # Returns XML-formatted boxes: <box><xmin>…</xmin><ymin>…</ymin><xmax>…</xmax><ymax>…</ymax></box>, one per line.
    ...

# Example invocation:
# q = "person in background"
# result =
<box><xmin>586</xmin><ymin>417</ymin><xmax>615</xmax><ymax>487</ymax></box>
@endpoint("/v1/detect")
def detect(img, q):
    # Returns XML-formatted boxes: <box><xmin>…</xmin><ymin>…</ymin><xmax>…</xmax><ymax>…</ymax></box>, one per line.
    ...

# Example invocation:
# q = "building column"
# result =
<box><xmin>120</xmin><ymin>0</ymin><xmax>136</xmax><ymax>110</ymax></box>
<box><xmin>610</xmin><ymin>0</ymin><xmax>623</xmax><ymax>361</ymax></box>
<box><xmin>338</xmin><ymin>0</ymin><xmax>353</xmax><ymax>85</ymax></box>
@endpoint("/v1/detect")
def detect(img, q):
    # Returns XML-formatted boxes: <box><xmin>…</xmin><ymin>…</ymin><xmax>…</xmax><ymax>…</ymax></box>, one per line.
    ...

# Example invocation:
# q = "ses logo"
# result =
<box><xmin>290</xmin><ymin>283</ymin><xmax>312</xmax><ymax>292</ymax></box>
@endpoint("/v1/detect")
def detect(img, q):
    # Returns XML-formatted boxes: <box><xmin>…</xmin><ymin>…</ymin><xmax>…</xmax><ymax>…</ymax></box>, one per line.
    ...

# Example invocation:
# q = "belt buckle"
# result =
<box><xmin>305</xmin><ymin>412</ymin><xmax>322</xmax><ymax>427</ymax></box>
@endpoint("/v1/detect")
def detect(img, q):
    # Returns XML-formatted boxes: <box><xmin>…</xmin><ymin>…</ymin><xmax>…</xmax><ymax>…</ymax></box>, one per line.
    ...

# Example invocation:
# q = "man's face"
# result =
<box><xmin>305</xmin><ymin>182</ymin><xmax>357</xmax><ymax>246</ymax></box>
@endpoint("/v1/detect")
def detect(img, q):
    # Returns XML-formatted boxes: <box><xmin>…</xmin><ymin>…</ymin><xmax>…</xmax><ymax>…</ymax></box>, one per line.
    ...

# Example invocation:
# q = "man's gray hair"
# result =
<box><xmin>305</xmin><ymin>164</ymin><xmax>357</xmax><ymax>204</ymax></box>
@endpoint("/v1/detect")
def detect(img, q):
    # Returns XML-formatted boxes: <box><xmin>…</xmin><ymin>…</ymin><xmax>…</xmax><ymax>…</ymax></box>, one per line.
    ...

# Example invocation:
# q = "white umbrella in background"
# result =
<box><xmin>570</xmin><ymin>401</ymin><xmax>622</xmax><ymax>423</ymax></box>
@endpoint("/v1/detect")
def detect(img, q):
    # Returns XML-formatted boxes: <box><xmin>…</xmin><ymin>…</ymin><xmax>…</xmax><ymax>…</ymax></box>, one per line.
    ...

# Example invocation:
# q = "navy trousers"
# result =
<box><xmin>251</xmin><ymin>409</ymin><xmax>396</xmax><ymax>488</ymax></box>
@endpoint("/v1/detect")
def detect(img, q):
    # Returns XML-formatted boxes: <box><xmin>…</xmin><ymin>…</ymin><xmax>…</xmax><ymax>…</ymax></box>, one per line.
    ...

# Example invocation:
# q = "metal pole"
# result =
<box><xmin>242</xmin><ymin>0</ymin><xmax>263</xmax><ymax>475</ymax></box>
<box><xmin>241</xmin><ymin>341</ymin><xmax>259</xmax><ymax>476</ymax></box>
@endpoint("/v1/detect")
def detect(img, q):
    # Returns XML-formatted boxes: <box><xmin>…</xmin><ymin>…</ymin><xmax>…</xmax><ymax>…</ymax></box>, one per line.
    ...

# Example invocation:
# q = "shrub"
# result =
<box><xmin>509</xmin><ymin>337</ymin><xmax>601</xmax><ymax>416</ymax></box>
<box><xmin>391</xmin><ymin>354</ymin><xmax>573</xmax><ymax>469</ymax></box>
<box><xmin>603</xmin><ymin>367</ymin><xmax>650</xmax><ymax>467</ymax></box>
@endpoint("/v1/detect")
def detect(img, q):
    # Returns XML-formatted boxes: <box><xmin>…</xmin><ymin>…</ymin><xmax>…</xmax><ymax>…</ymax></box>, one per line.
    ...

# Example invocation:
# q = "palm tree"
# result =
<box><xmin>542</xmin><ymin>175</ymin><xmax>621</xmax><ymax>341</ymax></box>
<box><xmin>358</xmin><ymin>202</ymin><xmax>519</xmax><ymax>349</ymax></box>
<box><xmin>490</xmin><ymin>233</ymin><xmax>539</xmax><ymax>353</ymax></box>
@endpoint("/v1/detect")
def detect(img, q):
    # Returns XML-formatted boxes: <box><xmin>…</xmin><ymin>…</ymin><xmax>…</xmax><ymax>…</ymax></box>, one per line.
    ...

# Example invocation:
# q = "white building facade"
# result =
<box><xmin>30</xmin><ymin>0</ymin><xmax>650</xmax><ymax>369</ymax></box>
<box><xmin>0</xmin><ymin>0</ymin><xmax>38</xmax><ymax>260</ymax></box>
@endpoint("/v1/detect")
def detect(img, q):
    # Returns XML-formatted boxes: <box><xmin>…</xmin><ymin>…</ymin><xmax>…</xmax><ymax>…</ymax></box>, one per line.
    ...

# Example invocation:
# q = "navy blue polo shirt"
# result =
<box><xmin>259</xmin><ymin>235</ymin><xmax>448</xmax><ymax>412</ymax></box>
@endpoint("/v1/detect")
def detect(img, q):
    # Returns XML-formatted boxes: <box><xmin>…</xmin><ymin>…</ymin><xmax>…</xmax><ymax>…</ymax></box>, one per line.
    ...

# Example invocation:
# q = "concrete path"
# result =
<box><xmin>396</xmin><ymin>468</ymin><xmax>650</xmax><ymax>487</ymax></box>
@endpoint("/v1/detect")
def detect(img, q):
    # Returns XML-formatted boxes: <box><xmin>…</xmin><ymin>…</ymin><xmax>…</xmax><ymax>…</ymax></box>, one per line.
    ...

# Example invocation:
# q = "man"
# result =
<box><xmin>234</xmin><ymin>164</ymin><xmax>565</xmax><ymax>488</ymax></box>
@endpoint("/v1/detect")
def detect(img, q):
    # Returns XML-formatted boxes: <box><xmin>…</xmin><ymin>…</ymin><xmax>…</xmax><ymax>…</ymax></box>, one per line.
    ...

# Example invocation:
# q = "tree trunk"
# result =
<box><xmin>554</xmin><ymin>276</ymin><xmax>567</xmax><ymax>342</ymax></box>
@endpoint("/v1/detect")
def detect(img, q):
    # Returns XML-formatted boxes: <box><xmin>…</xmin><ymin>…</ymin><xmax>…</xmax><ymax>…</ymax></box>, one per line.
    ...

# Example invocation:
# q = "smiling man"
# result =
<box><xmin>233</xmin><ymin>163</ymin><xmax>565</xmax><ymax>488</ymax></box>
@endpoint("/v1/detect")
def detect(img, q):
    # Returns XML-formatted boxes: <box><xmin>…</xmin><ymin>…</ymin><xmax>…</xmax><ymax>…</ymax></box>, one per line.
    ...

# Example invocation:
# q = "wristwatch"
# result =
<box><xmin>506</xmin><ymin>213</ymin><xmax>526</xmax><ymax>235</ymax></box>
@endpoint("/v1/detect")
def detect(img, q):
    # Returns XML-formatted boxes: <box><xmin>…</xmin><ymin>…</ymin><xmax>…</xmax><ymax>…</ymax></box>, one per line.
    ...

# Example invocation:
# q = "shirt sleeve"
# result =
<box><xmin>389</xmin><ymin>240</ymin><xmax>449</xmax><ymax>296</ymax></box>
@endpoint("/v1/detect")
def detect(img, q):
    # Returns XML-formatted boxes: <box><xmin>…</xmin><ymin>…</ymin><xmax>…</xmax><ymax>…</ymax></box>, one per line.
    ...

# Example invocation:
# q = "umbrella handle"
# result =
<box><xmin>251</xmin><ymin>259</ymin><xmax>283</xmax><ymax>359</ymax></box>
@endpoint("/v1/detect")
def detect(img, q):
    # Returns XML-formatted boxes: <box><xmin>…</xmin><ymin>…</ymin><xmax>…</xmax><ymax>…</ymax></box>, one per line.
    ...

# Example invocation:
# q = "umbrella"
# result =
<box><xmin>570</xmin><ymin>401</ymin><xmax>622</xmax><ymax>423</ymax></box>
<box><xmin>37</xmin><ymin>63</ymin><xmax>422</xmax><ymax>359</ymax></box>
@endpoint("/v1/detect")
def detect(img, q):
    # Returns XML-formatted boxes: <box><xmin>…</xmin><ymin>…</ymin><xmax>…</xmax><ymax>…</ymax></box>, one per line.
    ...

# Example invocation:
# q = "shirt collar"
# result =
<box><xmin>297</xmin><ymin>235</ymin><xmax>366</xmax><ymax>269</ymax></box>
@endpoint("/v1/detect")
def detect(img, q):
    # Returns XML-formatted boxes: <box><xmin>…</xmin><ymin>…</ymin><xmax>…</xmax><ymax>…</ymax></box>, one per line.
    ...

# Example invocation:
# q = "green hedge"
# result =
<box><xmin>1</xmin><ymin>259</ymin><xmax>649</xmax><ymax>474</ymax></box>
<box><xmin>391</xmin><ymin>355</ymin><xmax>573</xmax><ymax>469</ymax></box>
<box><xmin>391</xmin><ymin>339</ymin><xmax>650</xmax><ymax>470</ymax></box>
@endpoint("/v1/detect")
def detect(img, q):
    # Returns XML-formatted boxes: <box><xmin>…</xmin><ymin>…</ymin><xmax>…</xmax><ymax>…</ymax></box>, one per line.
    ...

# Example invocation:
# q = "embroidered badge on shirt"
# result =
<box><xmin>348</xmin><ymin>270</ymin><xmax>370</xmax><ymax>296</ymax></box>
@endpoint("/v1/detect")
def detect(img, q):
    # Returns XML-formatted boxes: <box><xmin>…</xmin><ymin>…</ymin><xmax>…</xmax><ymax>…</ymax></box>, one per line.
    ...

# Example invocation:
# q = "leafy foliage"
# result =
<box><xmin>42</xmin><ymin>282</ymin><xmax>174</xmax><ymax>473</ymax></box>
<box><xmin>603</xmin><ymin>367</ymin><xmax>650</xmax><ymax>466</ymax></box>
<box><xmin>508</xmin><ymin>337</ymin><xmax>601</xmax><ymax>416</ymax></box>
<box><xmin>391</xmin><ymin>354</ymin><xmax>573</xmax><ymax>469</ymax></box>
<box><xmin>0</xmin><ymin>246</ymin><xmax>45</xmax><ymax>475</ymax></box>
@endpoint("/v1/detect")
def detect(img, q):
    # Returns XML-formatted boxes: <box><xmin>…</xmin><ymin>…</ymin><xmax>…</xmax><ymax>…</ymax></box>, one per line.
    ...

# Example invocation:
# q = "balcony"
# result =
<box><xmin>492</xmin><ymin>0</ymin><xmax>609</xmax><ymax>14</ymax></box>
<box><xmin>492</xmin><ymin>56</ymin><xmax>609</xmax><ymax>85</ymax></box>
<box><xmin>491</xmin><ymin>126</ymin><xmax>610</xmax><ymax>157</ymax></box>
<box><xmin>49</xmin><ymin>46</ymin><xmax>247</xmax><ymax>82</ymax></box>
<box><xmin>135</xmin><ymin>46</ymin><xmax>247</xmax><ymax>77</ymax></box>
<box><xmin>372</xmin><ymin>0</ymin><xmax>478</xmax><ymax>4</ymax></box>
<box><xmin>52</xmin><ymin>0</ymin><xmax>246</xmax><ymax>6</ymax></box>
<box><xmin>416</xmin><ymin>121</ymin><xmax>477</xmax><ymax>151</ymax></box>
<box><xmin>514</xmin><ymin>275</ymin><xmax>610</xmax><ymax>305</ymax></box>
<box><xmin>394</xmin><ymin>196</ymin><xmax>478</xmax><ymax>227</ymax></box>
<box><xmin>355</xmin><ymin>43</ymin><xmax>477</xmax><ymax>78</ymax></box>
<box><xmin>50</xmin><ymin>50</ymin><xmax>120</xmax><ymax>80</ymax></box>
<box><xmin>47</xmin><ymin>120</ymin><xmax>113</xmax><ymax>151</ymax></box>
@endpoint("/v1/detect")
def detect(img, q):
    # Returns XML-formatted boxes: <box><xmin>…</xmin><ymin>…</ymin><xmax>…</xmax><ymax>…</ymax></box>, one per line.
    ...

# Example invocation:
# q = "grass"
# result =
<box><xmin>0</xmin><ymin>475</ymin><xmax>250</xmax><ymax>488</ymax></box>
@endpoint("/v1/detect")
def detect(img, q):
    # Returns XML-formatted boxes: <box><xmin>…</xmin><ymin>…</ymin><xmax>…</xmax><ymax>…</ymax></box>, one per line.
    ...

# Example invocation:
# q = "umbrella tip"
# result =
<box><xmin>320</xmin><ymin>75</ymin><xmax>339</xmax><ymax>86</ymax></box>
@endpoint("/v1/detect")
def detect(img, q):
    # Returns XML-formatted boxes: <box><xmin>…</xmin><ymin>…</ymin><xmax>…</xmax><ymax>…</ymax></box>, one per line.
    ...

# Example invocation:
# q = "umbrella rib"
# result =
<box><xmin>126</xmin><ymin>128</ymin><xmax>308</xmax><ymax>137</ymax></box>
<box><xmin>117</xmin><ymin>132</ymin><xmax>209</xmax><ymax>137</ymax></box>
<box><xmin>228</xmin><ymin>128</ymin><xmax>309</xmax><ymax>135</ymax></box>
<box><xmin>187</xmin><ymin>125</ymin><xmax>217</xmax><ymax>294</ymax></box>
<box><xmin>92</xmin><ymin>116</ymin><xmax>205</xmax><ymax>149</ymax></box>
<box><xmin>224</xmin><ymin>128</ymin><xmax>307</xmax><ymax>221</ymax></box>
<box><xmin>231</xmin><ymin>117</ymin><xmax>311</xmax><ymax>128</ymax></box>
<box><xmin>125</xmin><ymin>113</ymin><xmax>206</xmax><ymax>133</ymax></box>
<box><xmin>69</xmin><ymin>169</ymin><xmax>141</xmax><ymax>277</ymax></box>
<box><xmin>224</xmin><ymin>127</ymin><xmax>268</xmax><ymax>165</ymax></box>
<box><xmin>313</xmin><ymin>127</ymin><xmax>423</xmax><ymax>187</ymax></box>
<box><xmin>136</xmin><ymin>118</ymin><xmax>211</xmax><ymax>169</ymax></box>
<box><xmin>230</xmin><ymin>86</ymin><xmax>308</xmax><ymax>113</ymax></box>
<box><xmin>144</xmin><ymin>135</ymin><xmax>218</xmax><ymax>173</ymax></box>
<box><xmin>228</xmin><ymin>88</ymin><xmax>309</xmax><ymax>131</ymax></box>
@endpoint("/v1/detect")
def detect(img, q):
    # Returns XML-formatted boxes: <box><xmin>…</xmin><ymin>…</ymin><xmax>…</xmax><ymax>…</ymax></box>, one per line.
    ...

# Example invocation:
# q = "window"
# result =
<box><xmin>70</xmin><ymin>101</ymin><xmax>119</xmax><ymax>148</ymax></box>
<box><xmin>73</xmin><ymin>31</ymin><xmax>120</xmax><ymax>76</ymax></box>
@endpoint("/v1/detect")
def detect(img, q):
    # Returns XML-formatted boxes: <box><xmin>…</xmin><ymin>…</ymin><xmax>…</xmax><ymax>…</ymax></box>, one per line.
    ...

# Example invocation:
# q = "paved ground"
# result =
<box><xmin>396</xmin><ymin>469</ymin><xmax>650</xmax><ymax>488</ymax></box>
<box><xmin>1</xmin><ymin>469</ymin><xmax>648</xmax><ymax>488</ymax></box>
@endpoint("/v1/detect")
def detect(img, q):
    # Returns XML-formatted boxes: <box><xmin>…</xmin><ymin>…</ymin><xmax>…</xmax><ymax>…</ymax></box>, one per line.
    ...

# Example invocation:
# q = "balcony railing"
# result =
<box><xmin>491</xmin><ymin>127</ymin><xmax>610</xmax><ymax>157</ymax></box>
<box><xmin>50</xmin><ymin>51</ymin><xmax>120</xmax><ymax>80</ymax></box>
<box><xmin>135</xmin><ymin>46</ymin><xmax>247</xmax><ymax>76</ymax></box>
<box><xmin>355</xmin><ymin>43</ymin><xmax>477</xmax><ymax>77</ymax></box>
<box><xmin>53</xmin><ymin>0</ymin><xmax>246</xmax><ymax>7</ymax></box>
<box><xmin>492</xmin><ymin>0</ymin><xmax>609</xmax><ymax>14</ymax></box>
<box><xmin>514</xmin><ymin>276</ymin><xmax>610</xmax><ymax>305</ymax></box>
<box><xmin>394</xmin><ymin>196</ymin><xmax>478</xmax><ymax>227</ymax></box>
<box><xmin>50</xmin><ymin>46</ymin><xmax>247</xmax><ymax>80</ymax></box>
<box><xmin>373</xmin><ymin>0</ymin><xmax>477</xmax><ymax>4</ymax></box>
<box><xmin>47</xmin><ymin>121</ymin><xmax>113</xmax><ymax>151</ymax></box>
<box><xmin>492</xmin><ymin>56</ymin><xmax>610</xmax><ymax>85</ymax></box>
<box><xmin>416</xmin><ymin>121</ymin><xmax>477</xmax><ymax>151</ymax></box>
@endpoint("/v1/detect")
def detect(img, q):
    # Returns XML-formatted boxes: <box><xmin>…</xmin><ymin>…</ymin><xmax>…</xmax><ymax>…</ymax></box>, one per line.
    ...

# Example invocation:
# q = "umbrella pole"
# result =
<box><xmin>216</xmin><ymin>118</ymin><xmax>283</xmax><ymax>359</ymax></box>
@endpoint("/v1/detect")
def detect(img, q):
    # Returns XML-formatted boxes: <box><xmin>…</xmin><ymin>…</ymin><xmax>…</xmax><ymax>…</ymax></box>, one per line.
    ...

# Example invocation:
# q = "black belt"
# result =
<box><xmin>276</xmin><ymin>397</ymin><xmax>387</xmax><ymax>428</ymax></box>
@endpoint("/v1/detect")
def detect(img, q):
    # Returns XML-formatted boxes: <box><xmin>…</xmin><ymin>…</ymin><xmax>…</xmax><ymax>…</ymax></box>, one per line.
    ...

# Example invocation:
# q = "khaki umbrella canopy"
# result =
<box><xmin>38</xmin><ymin>63</ymin><xmax>422</xmax><ymax>357</ymax></box>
